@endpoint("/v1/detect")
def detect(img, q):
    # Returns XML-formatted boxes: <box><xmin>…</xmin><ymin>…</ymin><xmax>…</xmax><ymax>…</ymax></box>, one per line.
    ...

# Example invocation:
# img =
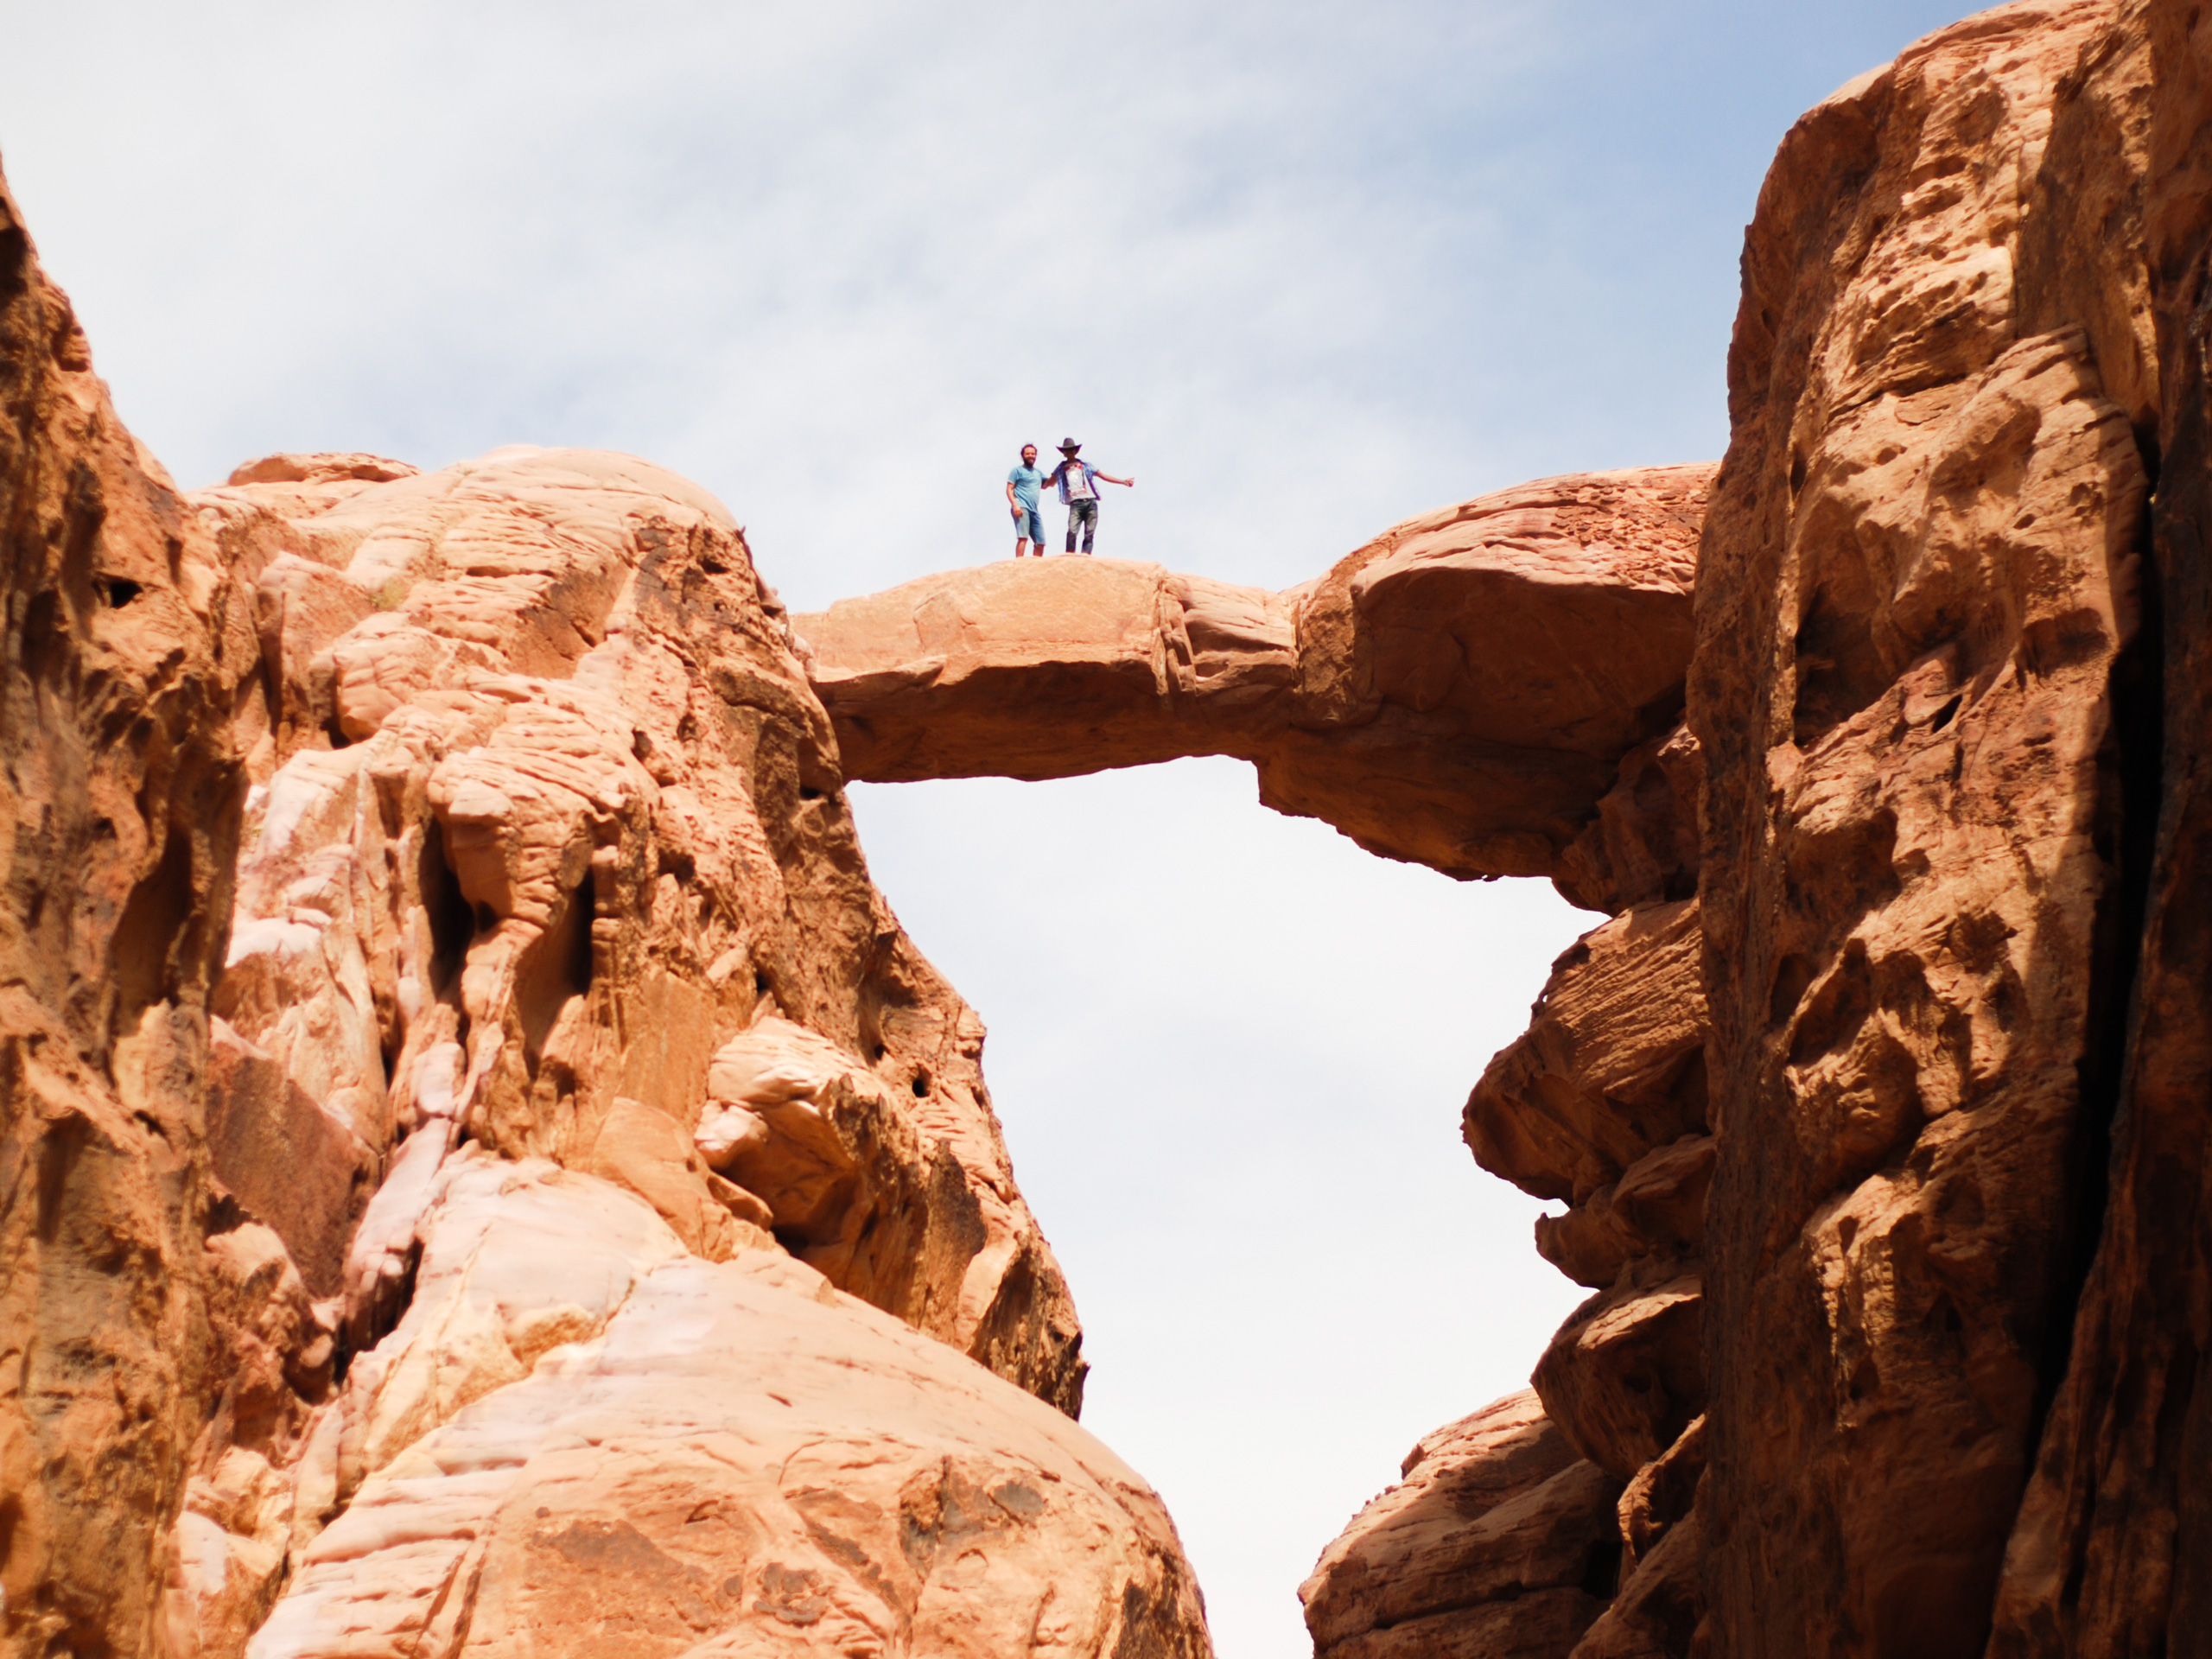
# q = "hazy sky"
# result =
<box><xmin>3</xmin><ymin>3</ymin><xmax>1973</xmax><ymax>1652</ymax></box>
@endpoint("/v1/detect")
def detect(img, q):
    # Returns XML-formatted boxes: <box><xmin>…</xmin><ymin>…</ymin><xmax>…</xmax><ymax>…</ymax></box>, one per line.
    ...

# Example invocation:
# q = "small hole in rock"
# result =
<box><xmin>103</xmin><ymin>577</ymin><xmax>143</xmax><ymax>607</ymax></box>
<box><xmin>911</xmin><ymin>1073</ymin><xmax>930</xmax><ymax>1098</ymax></box>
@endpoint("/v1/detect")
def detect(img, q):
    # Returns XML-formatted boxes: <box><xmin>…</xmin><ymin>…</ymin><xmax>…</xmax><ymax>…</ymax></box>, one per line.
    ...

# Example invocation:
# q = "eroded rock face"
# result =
<box><xmin>1464</xmin><ymin>899</ymin><xmax>1708</xmax><ymax>1214</ymax></box>
<box><xmin>1986</xmin><ymin>1</ymin><xmax>2212</xmax><ymax>1649</ymax></box>
<box><xmin>194</xmin><ymin>443</ymin><xmax>1084</xmax><ymax>1410</ymax></box>
<box><xmin>797</xmin><ymin>465</ymin><xmax>1714</xmax><ymax>880</ymax></box>
<box><xmin>1693</xmin><ymin>4</ymin><xmax>2154</xmax><ymax>1654</ymax></box>
<box><xmin>158</xmin><ymin>440</ymin><xmax>1167</xmax><ymax>1654</ymax></box>
<box><xmin>1314</xmin><ymin>8</ymin><xmax>2211</xmax><ymax>1656</ymax></box>
<box><xmin>0</xmin><ymin>168</ymin><xmax>257</xmax><ymax>1656</ymax></box>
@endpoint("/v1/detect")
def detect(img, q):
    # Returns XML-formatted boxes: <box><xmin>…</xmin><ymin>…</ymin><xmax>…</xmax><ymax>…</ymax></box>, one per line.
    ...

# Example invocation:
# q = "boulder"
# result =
<box><xmin>1615</xmin><ymin>1415</ymin><xmax>1703</xmax><ymax>1577</ymax></box>
<box><xmin>1464</xmin><ymin>899</ymin><xmax>1708</xmax><ymax>1206</ymax></box>
<box><xmin>1534</xmin><ymin>1135</ymin><xmax>1713</xmax><ymax>1292</ymax></box>
<box><xmin>1300</xmin><ymin>1390</ymin><xmax>1619</xmax><ymax>1659</ymax></box>
<box><xmin>252</xmin><ymin>1164</ymin><xmax>1205</xmax><ymax>1659</ymax></box>
<box><xmin>1533</xmin><ymin>1278</ymin><xmax>1705</xmax><ymax>1480</ymax></box>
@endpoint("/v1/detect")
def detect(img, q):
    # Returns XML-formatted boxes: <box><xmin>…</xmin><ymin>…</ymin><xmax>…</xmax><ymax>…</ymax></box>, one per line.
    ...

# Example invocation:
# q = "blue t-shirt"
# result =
<box><xmin>1007</xmin><ymin>464</ymin><xmax>1044</xmax><ymax>511</ymax></box>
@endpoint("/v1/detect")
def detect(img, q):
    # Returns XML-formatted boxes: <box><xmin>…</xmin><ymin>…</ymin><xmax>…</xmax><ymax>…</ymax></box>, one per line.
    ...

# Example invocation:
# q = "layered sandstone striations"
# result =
<box><xmin>797</xmin><ymin>465</ymin><xmax>1713</xmax><ymax>880</ymax></box>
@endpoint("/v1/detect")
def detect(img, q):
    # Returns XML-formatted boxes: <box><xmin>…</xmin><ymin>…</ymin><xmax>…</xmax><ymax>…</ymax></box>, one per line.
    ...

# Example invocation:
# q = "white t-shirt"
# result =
<box><xmin>1063</xmin><ymin>461</ymin><xmax>1096</xmax><ymax>501</ymax></box>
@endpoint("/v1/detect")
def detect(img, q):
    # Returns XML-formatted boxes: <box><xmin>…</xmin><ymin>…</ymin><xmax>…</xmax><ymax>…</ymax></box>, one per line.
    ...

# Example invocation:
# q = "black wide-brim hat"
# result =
<box><xmin>1058</xmin><ymin>438</ymin><xmax>1081</xmax><ymax>453</ymax></box>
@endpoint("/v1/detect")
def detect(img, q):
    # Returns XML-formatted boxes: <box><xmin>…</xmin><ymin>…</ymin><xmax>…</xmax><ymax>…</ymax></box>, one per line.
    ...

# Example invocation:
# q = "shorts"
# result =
<box><xmin>1012</xmin><ymin>505</ymin><xmax>1045</xmax><ymax>543</ymax></box>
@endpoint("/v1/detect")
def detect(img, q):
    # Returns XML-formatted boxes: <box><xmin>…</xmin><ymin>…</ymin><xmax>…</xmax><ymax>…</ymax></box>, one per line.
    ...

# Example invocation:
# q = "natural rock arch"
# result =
<box><xmin>9</xmin><ymin>3</ymin><xmax>2212</xmax><ymax>1656</ymax></box>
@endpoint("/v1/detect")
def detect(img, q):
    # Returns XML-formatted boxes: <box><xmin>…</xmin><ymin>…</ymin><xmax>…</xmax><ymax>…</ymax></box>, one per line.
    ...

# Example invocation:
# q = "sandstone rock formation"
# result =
<box><xmin>22</xmin><ymin>0</ymin><xmax>2212</xmax><ymax>1655</ymax></box>
<box><xmin>195</xmin><ymin>439</ymin><xmax>1086</xmax><ymax>1397</ymax></box>
<box><xmin>1985</xmin><ymin>0</ymin><xmax>2212</xmax><ymax>1646</ymax></box>
<box><xmin>1692</xmin><ymin>6</ymin><xmax>2155</xmax><ymax>1651</ymax></box>
<box><xmin>796</xmin><ymin>465</ymin><xmax>1713</xmax><ymax>880</ymax></box>
<box><xmin>0</xmin><ymin>166</ymin><xmax>257</xmax><ymax>1659</ymax></box>
<box><xmin>0</xmin><ymin>166</ymin><xmax>1210</xmax><ymax>1657</ymax></box>
<box><xmin>250</xmin><ymin>1156</ymin><xmax>1202</xmax><ymax>1659</ymax></box>
<box><xmin>174</xmin><ymin>440</ymin><xmax>1201</xmax><ymax>1655</ymax></box>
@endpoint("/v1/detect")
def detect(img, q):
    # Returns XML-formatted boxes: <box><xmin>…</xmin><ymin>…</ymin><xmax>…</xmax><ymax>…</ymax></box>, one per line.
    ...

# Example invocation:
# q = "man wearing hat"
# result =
<box><xmin>1043</xmin><ymin>438</ymin><xmax>1134</xmax><ymax>556</ymax></box>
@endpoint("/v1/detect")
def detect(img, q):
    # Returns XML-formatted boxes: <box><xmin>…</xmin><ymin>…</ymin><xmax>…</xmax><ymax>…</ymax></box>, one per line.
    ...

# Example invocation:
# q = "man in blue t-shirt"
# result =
<box><xmin>1045</xmin><ymin>437</ymin><xmax>1134</xmax><ymax>555</ymax></box>
<box><xmin>1006</xmin><ymin>444</ymin><xmax>1047</xmax><ymax>558</ymax></box>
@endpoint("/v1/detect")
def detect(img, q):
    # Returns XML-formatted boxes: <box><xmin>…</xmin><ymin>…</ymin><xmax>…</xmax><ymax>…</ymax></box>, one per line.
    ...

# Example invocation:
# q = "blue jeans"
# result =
<box><xmin>1065</xmin><ymin>498</ymin><xmax>1098</xmax><ymax>553</ymax></box>
<box><xmin>1012</xmin><ymin>505</ymin><xmax>1045</xmax><ymax>543</ymax></box>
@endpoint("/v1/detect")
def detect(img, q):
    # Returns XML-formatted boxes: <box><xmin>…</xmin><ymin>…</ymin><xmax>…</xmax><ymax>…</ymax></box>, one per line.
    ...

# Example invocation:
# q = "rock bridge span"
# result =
<box><xmin>793</xmin><ymin>462</ymin><xmax>1713</xmax><ymax>893</ymax></box>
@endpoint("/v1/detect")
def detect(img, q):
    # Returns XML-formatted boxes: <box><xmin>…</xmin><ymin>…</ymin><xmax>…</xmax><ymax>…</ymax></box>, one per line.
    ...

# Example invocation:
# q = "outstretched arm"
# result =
<box><xmin>1096</xmin><ymin>471</ymin><xmax>1135</xmax><ymax>487</ymax></box>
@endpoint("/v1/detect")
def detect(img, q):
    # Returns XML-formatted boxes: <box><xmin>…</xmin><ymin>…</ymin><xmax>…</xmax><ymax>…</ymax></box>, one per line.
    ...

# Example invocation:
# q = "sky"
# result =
<box><xmin>2</xmin><ymin>3</ymin><xmax>1974</xmax><ymax>1652</ymax></box>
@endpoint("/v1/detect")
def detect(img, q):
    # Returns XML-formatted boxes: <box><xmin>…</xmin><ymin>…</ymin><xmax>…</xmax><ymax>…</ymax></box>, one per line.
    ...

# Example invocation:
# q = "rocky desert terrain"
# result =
<box><xmin>7</xmin><ymin>0</ymin><xmax>2212</xmax><ymax>1656</ymax></box>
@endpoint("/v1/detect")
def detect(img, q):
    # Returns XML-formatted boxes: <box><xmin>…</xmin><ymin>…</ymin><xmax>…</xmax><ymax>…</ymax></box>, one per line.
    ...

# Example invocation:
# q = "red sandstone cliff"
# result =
<box><xmin>0</xmin><ymin>161</ymin><xmax>259</xmax><ymax>1659</ymax></box>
